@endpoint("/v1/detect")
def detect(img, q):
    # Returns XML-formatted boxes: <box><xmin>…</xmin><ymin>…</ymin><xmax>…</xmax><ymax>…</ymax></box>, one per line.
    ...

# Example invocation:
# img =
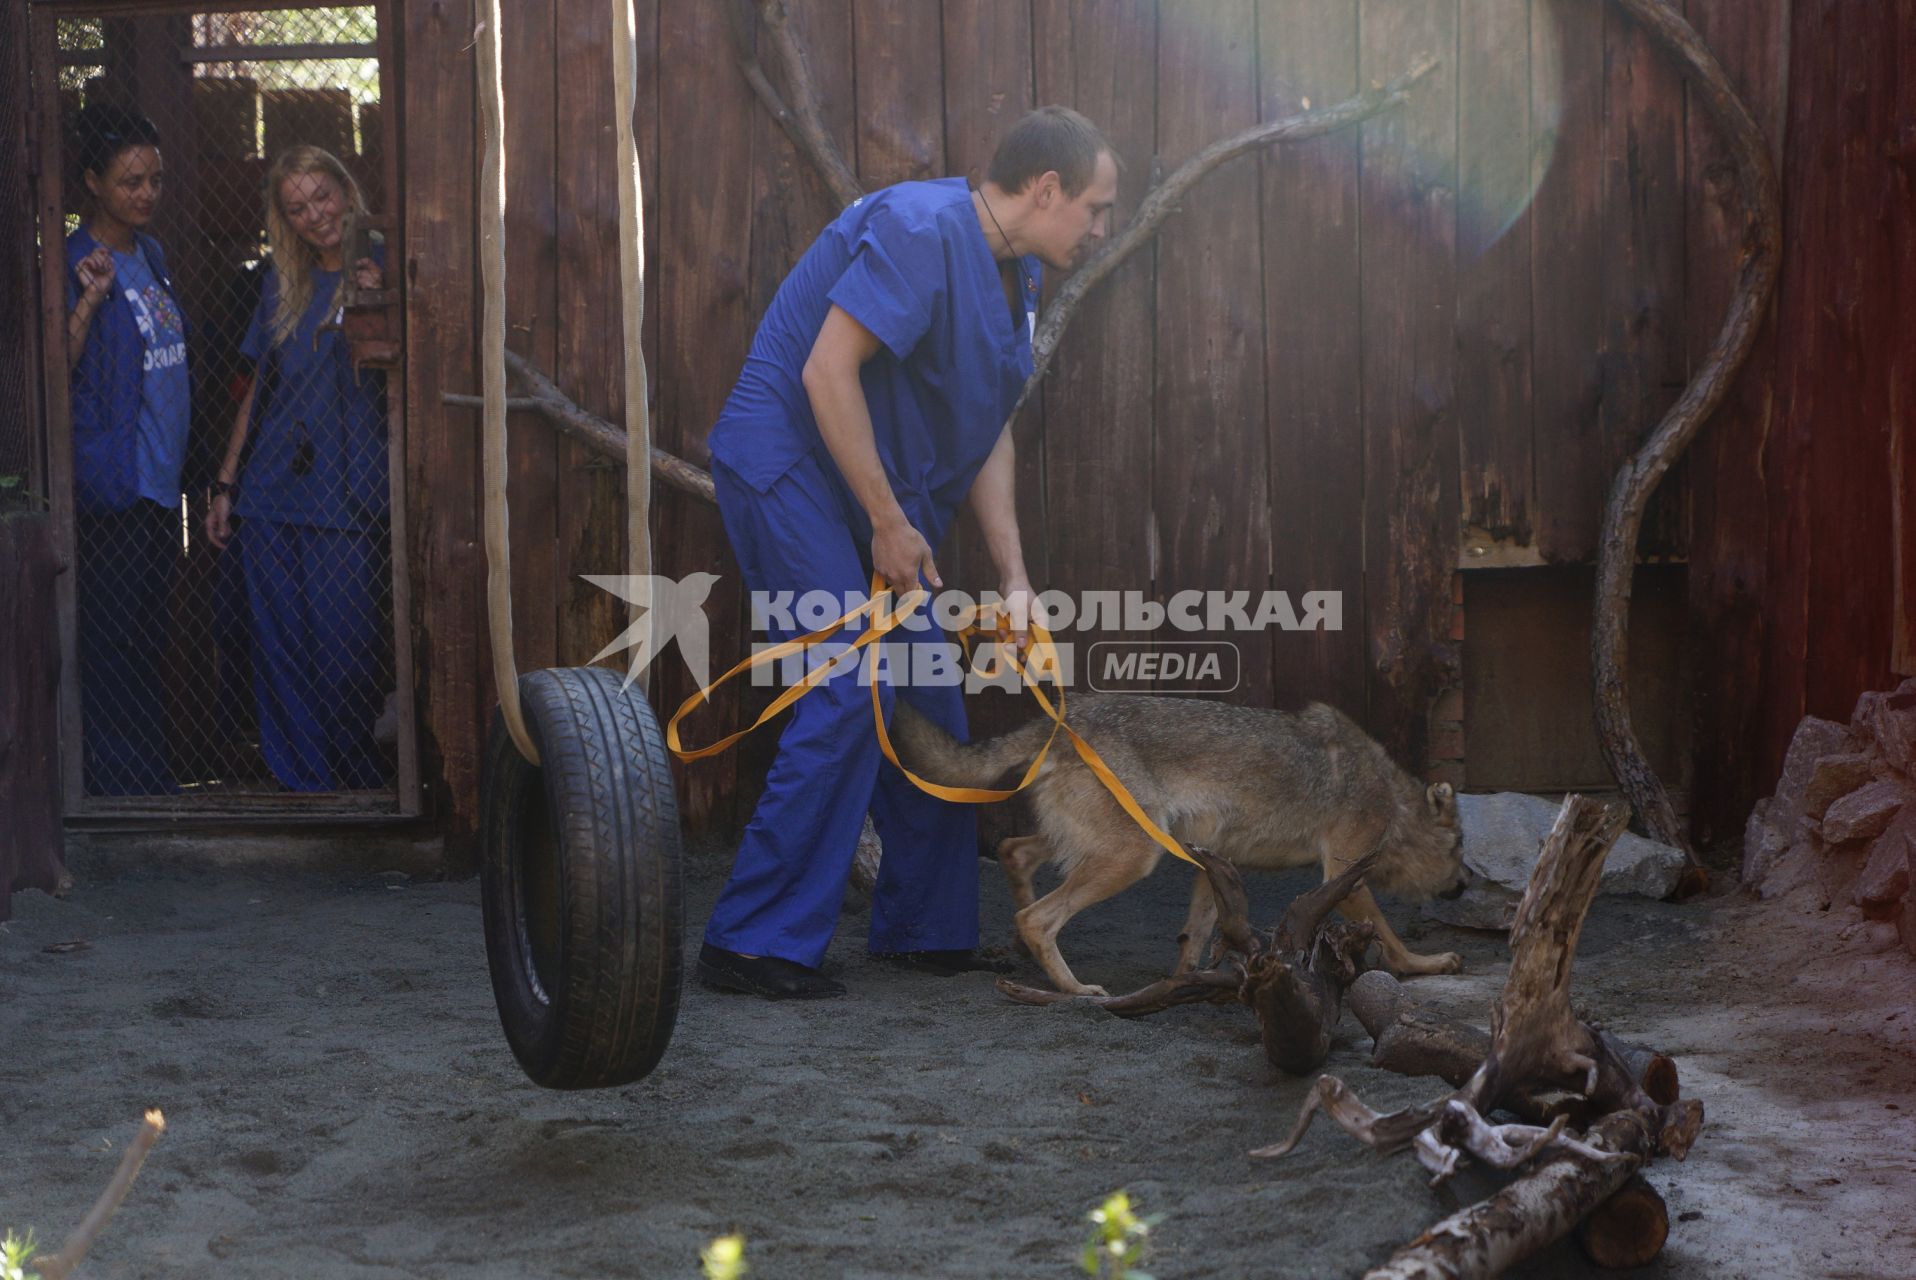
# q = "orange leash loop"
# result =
<box><xmin>666</xmin><ymin>577</ymin><xmax>1197</xmax><ymax>866</ymax></box>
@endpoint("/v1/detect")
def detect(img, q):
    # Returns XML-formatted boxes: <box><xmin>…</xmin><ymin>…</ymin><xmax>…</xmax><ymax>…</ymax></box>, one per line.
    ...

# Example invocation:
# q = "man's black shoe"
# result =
<box><xmin>872</xmin><ymin>948</ymin><xmax>1015</xmax><ymax>978</ymax></box>
<box><xmin>698</xmin><ymin>944</ymin><xmax>846</xmax><ymax>999</ymax></box>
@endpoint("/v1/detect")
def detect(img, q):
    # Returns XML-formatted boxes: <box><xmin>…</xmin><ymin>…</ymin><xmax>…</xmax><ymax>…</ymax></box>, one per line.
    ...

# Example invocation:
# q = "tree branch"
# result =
<box><xmin>730</xmin><ymin>0</ymin><xmax>862</xmax><ymax>209</ymax></box>
<box><xmin>443</xmin><ymin>349</ymin><xmax>715</xmax><ymax>505</ymax></box>
<box><xmin>34</xmin><ymin>1109</ymin><xmax>166</xmax><ymax>1280</ymax></box>
<box><xmin>1013</xmin><ymin>53</ymin><xmax>1440</xmax><ymax>422</ymax></box>
<box><xmin>1589</xmin><ymin>0</ymin><xmax>1783</xmax><ymax>873</ymax></box>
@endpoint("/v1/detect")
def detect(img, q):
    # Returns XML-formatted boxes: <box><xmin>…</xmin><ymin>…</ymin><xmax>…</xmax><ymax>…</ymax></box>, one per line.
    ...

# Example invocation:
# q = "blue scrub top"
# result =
<box><xmin>64</xmin><ymin>228</ymin><xmax>191</xmax><ymax>513</ymax></box>
<box><xmin>237</xmin><ymin>247</ymin><xmax>389</xmax><ymax>530</ymax></box>
<box><xmin>107</xmin><ymin>244</ymin><xmax>191</xmax><ymax>506</ymax></box>
<box><xmin>707</xmin><ymin>178</ymin><xmax>1039</xmax><ymax>539</ymax></box>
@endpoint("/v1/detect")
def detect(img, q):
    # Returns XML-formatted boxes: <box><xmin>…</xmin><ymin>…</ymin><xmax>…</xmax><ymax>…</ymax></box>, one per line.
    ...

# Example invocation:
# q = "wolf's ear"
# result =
<box><xmin>1425</xmin><ymin>781</ymin><xmax>1455</xmax><ymax>816</ymax></box>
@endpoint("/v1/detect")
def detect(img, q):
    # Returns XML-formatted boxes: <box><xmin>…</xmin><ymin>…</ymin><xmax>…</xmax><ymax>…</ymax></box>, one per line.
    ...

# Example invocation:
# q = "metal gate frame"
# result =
<box><xmin>27</xmin><ymin>0</ymin><xmax>420</xmax><ymax>819</ymax></box>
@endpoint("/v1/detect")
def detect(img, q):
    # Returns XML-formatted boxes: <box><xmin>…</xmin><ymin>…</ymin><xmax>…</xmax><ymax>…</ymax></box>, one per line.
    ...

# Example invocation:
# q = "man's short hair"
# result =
<box><xmin>987</xmin><ymin>106</ymin><xmax>1115</xmax><ymax>198</ymax></box>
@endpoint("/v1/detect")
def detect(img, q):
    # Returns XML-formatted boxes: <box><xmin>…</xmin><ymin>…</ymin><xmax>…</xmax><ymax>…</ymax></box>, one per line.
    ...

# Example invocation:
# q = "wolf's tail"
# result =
<box><xmin>889</xmin><ymin>702</ymin><xmax>1056</xmax><ymax>790</ymax></box>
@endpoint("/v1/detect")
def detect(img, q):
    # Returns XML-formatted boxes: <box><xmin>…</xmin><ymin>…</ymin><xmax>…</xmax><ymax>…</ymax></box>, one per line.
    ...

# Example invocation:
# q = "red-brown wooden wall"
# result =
<box><xmin>393</xmin><ymin>0</ymin><xmax>1913</xmax><ymax>856</ymax></box>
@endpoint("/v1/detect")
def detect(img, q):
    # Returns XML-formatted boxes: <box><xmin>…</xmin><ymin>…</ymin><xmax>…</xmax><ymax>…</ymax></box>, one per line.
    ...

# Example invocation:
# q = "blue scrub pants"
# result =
<box><xmin>705</xmin><ymin>454</ymin><xmax>979</xmax><ymax>968</ymax></box>
<box><xmin>76</xmin><ymin>501</ymin><xmax>178</xmax><ymax>795</ymax></box>
<box><xmin>239</xmin><ymin>517</ymin><xmax>387</xmax><ymax>791</ymax></box>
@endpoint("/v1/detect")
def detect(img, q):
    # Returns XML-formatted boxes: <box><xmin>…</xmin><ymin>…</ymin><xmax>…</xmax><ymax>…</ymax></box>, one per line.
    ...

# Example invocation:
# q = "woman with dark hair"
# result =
<box><xmin>205</xmin><ymin>145</ymin><xmax>389</xmax><ymax>791</ymax></box>
<box><xmin>65</xmin><ymin>102</ymin><xmax>189</xmax><ymax>795</ymax></box>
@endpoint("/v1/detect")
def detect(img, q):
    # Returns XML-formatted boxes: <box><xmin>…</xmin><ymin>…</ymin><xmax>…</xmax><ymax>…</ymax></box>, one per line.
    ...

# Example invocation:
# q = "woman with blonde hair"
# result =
<box><xmin>205</xmin><ymin>145</ymin><xmax>390</xmax><ymax>790</ymax></box>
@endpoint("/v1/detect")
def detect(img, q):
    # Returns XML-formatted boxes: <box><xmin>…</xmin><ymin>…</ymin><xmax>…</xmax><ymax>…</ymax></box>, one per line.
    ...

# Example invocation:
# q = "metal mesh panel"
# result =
<box><xmin>56</xmin><ymin>8</ymin><xmax>399</xmax><ymax>808</ymax></box>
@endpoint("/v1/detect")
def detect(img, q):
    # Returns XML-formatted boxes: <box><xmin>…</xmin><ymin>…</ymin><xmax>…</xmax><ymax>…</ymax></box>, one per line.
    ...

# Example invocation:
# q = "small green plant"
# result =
<box><xmin>1081</xmin><ymin>1190</ymin><xmax>1161</xmax><ymax>1280</ymax></box>
<box><xmin>2</xmin><ymin>1229</ymin><xmax>40</xmax><ymax>1280</ymax></box>
<box><xmin>701</xmin><ymin>1232</ymin><xmax>746</xmax><ymax>1280</ymax></box>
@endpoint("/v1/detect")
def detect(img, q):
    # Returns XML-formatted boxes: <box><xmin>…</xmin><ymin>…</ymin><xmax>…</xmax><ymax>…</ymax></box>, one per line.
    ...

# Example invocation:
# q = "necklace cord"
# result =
<box><xmin>972</xmin><ymin>184</ymin><xmax>1036</xmax><ymax>323</ymax></box>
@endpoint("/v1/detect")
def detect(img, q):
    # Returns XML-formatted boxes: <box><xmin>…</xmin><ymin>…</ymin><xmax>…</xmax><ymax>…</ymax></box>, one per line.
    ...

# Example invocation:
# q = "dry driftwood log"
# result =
<box><xmin>1255</xmin><ymin>796</ymin><xmax>1701</xmax><ymax>1277</ymax></box>
<box><xmin>1347</xmin><ymin>970</ymin><xmax>1680</xmax><ymax>1112</ymax></box>
<box><xmin>1577</xmin><ymin>1172</ymin><xmax>1670</xmax><ymax>1270</ymax></box>
<box><xmin>1363</xmin><ymin>1111</ymin><xmax>1655</xmax><ymax>1280</ymax></box>
<box><xmin>997</xmin><ymin>848</ymin><xmax>1378</xmax><ymax>1077</ymax></box>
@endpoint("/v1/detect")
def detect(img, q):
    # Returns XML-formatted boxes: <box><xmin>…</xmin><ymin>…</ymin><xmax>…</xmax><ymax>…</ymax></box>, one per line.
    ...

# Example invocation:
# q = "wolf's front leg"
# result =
<box><xmin>1173</xmin><ymin>872</ymin><xmax>1219</xmax><ymax>974</ymax></box>
<box><xmin>1334</xmin><ymin>884</ymin><xmax>1462</xmax><ymax>977</ymax></box>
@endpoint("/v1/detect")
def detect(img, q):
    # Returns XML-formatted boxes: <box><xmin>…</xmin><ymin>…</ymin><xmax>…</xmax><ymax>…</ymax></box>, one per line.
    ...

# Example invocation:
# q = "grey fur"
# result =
<box><xmin>893</xmin><ymin>694</ymin><xmax>1467</xmax><ymax>992</ymax></box>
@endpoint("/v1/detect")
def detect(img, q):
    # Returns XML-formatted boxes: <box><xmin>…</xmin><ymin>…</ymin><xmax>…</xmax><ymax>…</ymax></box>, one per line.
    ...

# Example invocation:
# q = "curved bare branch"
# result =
<box><xmin>731</xmin><ymin>0</ymin><xmax>862</xmax><ymax>209</ymax></box>
<box><xmin>1590</xmin><ymin>0</ymin><xmax>1783</xmax><ymax>870</ymax></box>
<box><xmin>1011</xmin><ymin>53</ymin><xmax>1441</xmax><ymax>422</ymax></box>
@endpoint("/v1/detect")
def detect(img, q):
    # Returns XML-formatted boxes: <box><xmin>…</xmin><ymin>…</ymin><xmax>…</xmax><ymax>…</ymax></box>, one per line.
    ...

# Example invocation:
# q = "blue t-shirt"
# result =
<box><xmin>237</xmin><ymin>252</ymin><xmax>388</xmax><ymax>530</ymax></box>
<box><xmin>706</xmin><ymin>178</ymin><xmax>1038</xmax><ymax>539</ymax></box>
<box><xmin>106</xmin><ymin>244</ymin><xmax>190</xmax><ymax>506</ymax></box>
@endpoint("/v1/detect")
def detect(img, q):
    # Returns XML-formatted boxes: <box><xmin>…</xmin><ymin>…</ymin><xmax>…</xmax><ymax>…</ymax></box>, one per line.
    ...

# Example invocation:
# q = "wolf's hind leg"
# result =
<box><xmin>997</xmin><ymin>834</ymin><xmax>1049</xmax><ymax>955</ymax></box>
<box><xmin>996</xmin><ymin>834</ymin><xmax>1048</xmax><ymax>915</ymax></box>
<box><xmin>1017</xmin><ymin>834</ymin><xmax>1161</xmax><ymax>996</ymax></box>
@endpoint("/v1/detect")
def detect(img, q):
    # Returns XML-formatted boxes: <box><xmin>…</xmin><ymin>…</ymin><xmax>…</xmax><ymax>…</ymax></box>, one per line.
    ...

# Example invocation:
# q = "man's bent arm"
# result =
<box><xmin>804</xmin><ymin>307</ymin><xmax>901</xmax><ymax>527</ymax></box>
<box><xmin>968</xmin><ymin>424</ymin><xmax>1030</xmax><ymax>591</ymax></box>
<box><xmin>803</xmin><ymin>305</ymin><xmax>940</xmax><ymax>590</ymax></box>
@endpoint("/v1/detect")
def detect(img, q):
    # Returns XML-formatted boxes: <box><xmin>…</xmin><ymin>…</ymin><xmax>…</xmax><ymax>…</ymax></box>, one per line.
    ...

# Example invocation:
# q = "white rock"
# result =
<box><xmin>1456</xmin><ymin>792</ymin><xmax>1689</xmax><ymax>902</ymax></box>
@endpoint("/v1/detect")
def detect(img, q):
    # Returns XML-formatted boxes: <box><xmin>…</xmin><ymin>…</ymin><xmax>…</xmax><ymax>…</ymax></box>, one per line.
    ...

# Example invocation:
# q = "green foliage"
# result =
<box><xmin>2</xmin><ymin>1228</ymin><xmax>41</xmax><ymax>1280</ymax></box>
<box><xmin>701</xmin><ymin>1232</ymin><xmax>746</xmax><ymax>1280</ymax></box>
<box><xmin>1081</xmin><ymin>1190</ymin><xmax>1162</xmax><ymax>1280</ymax></box>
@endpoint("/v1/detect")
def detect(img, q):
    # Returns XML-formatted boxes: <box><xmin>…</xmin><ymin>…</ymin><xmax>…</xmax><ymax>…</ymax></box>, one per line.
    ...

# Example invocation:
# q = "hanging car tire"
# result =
<box><xmin>479</xmin><ymin>665</ymin><xmax>683</xmax><ymax>1089</ymax></box>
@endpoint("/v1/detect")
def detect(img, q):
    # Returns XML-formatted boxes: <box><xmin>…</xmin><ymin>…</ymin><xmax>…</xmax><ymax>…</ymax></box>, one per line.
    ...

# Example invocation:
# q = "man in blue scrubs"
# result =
<box><xmin>700</xmin><ymin>108</ymin><xmax>1119</xmax><ymax>998</ymax></box>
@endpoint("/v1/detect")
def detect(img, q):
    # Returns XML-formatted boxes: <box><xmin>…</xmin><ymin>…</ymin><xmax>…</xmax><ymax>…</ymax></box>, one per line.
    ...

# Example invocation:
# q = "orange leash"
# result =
<box><xmin>666</xmin><ymin>577</ymin><xmax>1196</xmax><ymax>866</ymax></box>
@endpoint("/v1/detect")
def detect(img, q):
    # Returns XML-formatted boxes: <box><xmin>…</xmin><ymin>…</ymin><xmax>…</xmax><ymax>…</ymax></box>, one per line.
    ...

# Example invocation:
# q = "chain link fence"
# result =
<box><xmin>53</xmin><ymin>7</ymin><xmax>401</xmax><ymax>808</ymax></box>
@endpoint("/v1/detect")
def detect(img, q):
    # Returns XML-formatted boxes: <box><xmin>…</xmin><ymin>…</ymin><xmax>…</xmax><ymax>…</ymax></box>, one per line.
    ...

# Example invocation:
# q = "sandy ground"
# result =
<box><xmin>3</xmin><ymin>833</ymin><xmax>1914</xmax><ymax>1279</ymax></box>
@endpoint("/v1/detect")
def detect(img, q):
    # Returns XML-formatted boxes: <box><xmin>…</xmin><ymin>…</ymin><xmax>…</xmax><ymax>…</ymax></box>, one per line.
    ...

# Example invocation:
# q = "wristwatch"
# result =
<box><xmin>211</xmin><ymin>479</ymin><xmax>239</xmax><ymax>501</ymax></box>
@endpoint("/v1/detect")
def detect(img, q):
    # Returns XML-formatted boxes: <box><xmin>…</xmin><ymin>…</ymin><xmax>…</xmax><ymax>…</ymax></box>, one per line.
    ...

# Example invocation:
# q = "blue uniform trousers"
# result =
<box><xmin>76</xmin><ymin>501</ymin><xmax>178</xmax><ymax>795</ymax></box>
<box><xmin>239</xmin><ymin>517</ymin><xmax>387</xmax><ymax>791</ymax></box>
<box><xmin>704</xmin><ymin>454</ymin><xmax>979</xmax><ymax>968</ymax></box>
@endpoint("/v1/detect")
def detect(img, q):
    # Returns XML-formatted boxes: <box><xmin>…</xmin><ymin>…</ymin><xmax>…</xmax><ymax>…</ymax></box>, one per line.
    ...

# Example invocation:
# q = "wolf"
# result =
<box><xmin>892</xmin><ymin>694</ymin><xmax>1467</xmax><ymax>995</ymax></box>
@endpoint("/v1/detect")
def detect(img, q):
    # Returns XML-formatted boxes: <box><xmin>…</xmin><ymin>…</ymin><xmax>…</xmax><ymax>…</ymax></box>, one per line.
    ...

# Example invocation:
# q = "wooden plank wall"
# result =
<box><xmin>1260</xmin><ymin>1</ymin><xmax>1366</xmax><ymax>715</ymax></box>
<box><xmin>1156</xmin><ymin>3</ymin><xmax>1273</xmax><ymax>710</ymax></box>
<box><xmin>1</xmin><ymin>0</ymin><xmax>41</xmax><ymax>494</ymax></box>
<box><xmin>1681</xmin><ymin>0</ymin><xmax>1791</xmax><ymax>848</ymax></box>
<box><xmin>1358</xmin><ymin>1</ymin><xmax>1459</xmax><ymax>767</ymax></box>
<box><xmin>1683</xmin><ymin>0</ymin><xmax>1913</xmax><ymax>845</ymax></box>
<box><xmin>395</xmin><ymin>0</ymin><xmax>1889</xmax><ymax>851</ymax></box>
<box><xmin>400</xmin><ymin>0</ymin><xmax>481</xmax><ymax>856</ymax></box>
<box><xmin>1033</xmin><ymin>0</ymin><xmax>1160</xmax><ymax>694</ymax></box>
